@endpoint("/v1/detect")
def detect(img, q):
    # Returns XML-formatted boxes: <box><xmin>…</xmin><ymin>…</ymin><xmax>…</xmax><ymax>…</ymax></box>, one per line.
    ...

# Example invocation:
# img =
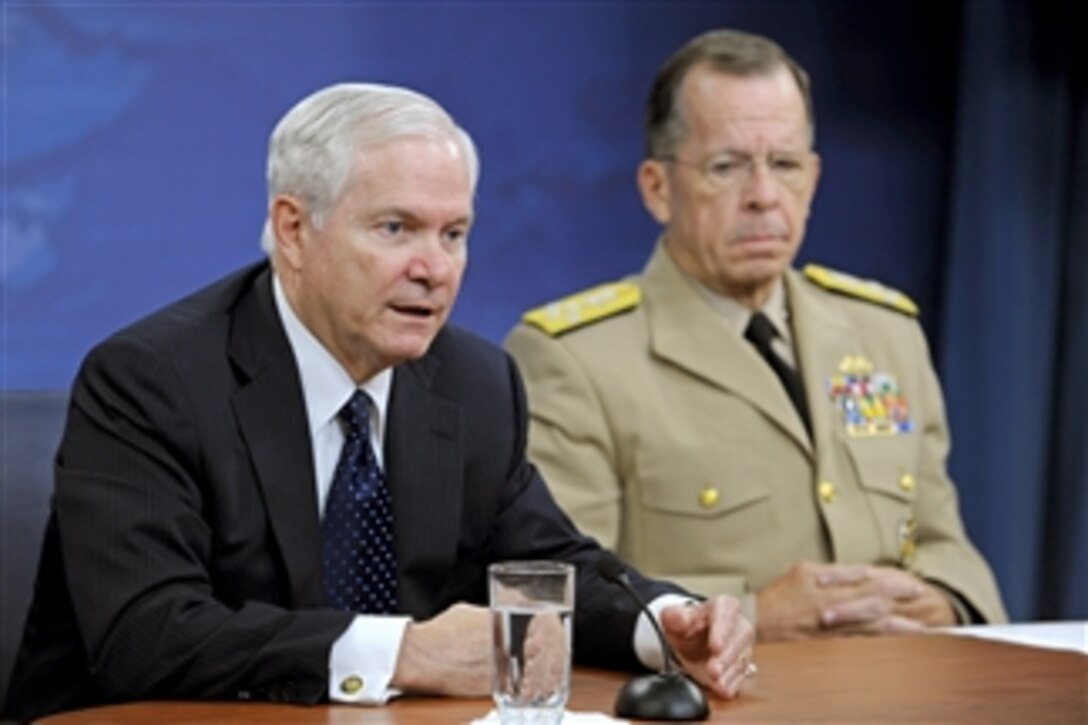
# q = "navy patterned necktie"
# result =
<box><xmin>745</xmin><ymin>311</ymin><xmax>812</xmax><ymax>436</ymax></box>
<box><xmin>321</xmin><ymin>390</ymin><xmax>398</xmax><ymax>614</ymax></box>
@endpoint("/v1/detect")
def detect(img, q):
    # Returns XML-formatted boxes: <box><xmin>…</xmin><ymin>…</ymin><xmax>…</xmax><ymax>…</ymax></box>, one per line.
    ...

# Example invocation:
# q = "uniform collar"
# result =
<box><xmin>676</xmin><ymin>254</ymin><xmax>794</xmax><ymax>348</ymax></box>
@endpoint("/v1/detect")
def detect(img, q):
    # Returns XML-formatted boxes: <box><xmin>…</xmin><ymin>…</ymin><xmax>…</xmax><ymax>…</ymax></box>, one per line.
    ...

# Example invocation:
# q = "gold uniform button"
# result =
<box><xmin>818</xmin><ymin>480</ymin><xmax>836</xmax><ymax>504</ymax></box>
<box><xmin>899</xmin><ymin>473</ymin><xmax>916</xmax><ymax>492</ymax></box>
<box><xmin>339</xmin><ymin>675</ymin><xmax>364</xmax><ymax>695</ymax></box>
<box><xmin>698</xmin><ymin>487</ymin><xmax>720</xmax><ymax>509</ymax></box>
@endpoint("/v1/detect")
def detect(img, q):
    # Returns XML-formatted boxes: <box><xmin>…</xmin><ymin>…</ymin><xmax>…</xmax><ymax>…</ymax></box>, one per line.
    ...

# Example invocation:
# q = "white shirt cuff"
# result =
<box><xmin>328</xmin><ymin>614</ymin><xmax>411</xmax><ymax>704</ymax></box>
<box><xmin>634</xmin><ymin>593</ymin><xmax>695</xmax><ymax>671</ymax></box>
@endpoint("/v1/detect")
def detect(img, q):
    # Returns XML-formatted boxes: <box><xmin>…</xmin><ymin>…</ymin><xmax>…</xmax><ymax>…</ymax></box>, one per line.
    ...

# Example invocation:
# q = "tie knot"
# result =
<box><xmin>339</xmin><ymin>390</ymin><xmax>371</xmax><ymax>438</ymax></box>
<box><xmin>744</xmin><ymin>311</ymin><xmax>778</xmax><ymax>348</ymax></box>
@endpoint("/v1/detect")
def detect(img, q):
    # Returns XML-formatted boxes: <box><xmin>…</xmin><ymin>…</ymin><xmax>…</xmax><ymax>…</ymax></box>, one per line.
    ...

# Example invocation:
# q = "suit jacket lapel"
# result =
<box><xmin>228</xmin><ymin>267</ymin><xmax>326</xmax><ymax>608</ymax></box>
<box><xmin>385</xmin><ymin>349</ymin><xmax>464</xmax><ymax>617</ymax></box>
<box><xmin>643</xmin><ymin>245</ymin><xmax>812</xmax><ymax>456</ymax></box>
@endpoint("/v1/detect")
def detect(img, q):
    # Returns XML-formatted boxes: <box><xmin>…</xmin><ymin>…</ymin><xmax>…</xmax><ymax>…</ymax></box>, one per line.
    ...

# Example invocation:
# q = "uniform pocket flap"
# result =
<box><xmin>846</xmin><ymin>437</ymin><xmax>916</xmax><ymax>502</ymax></box>
<box><xmin>636</xmin><ymin>444</ymin><xmax>770</xmax><ymax>518</ymax></box>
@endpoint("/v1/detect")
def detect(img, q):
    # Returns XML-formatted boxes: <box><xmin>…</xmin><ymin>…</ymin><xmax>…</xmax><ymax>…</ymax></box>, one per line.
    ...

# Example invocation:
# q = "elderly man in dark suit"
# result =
<box><xmin>4</xmin><ymin>83</ymin><xmax>753</xmax><ymax>721</ymax></box>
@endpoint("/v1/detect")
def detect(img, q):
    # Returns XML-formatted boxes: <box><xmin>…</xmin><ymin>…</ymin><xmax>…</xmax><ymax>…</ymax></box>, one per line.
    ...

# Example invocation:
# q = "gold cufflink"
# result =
<box><xmin>340</xmin><ymin>675</ymin><xmax>364</xmax><ymax>695</ymax></box>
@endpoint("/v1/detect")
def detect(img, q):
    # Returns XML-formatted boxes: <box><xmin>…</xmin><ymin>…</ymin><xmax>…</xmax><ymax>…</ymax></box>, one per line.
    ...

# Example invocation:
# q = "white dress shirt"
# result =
<box><xmin>274</xmin><ymin>277</ymin><xmax>407</xmax><ymax>704</ymax></box>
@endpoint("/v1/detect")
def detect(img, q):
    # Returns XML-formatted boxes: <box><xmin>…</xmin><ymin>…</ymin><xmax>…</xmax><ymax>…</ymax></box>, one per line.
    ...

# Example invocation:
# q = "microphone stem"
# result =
<box><xmin>617</xmin><ymin>575</ymin><xmax>678</xmax><ymax>675</ymax></box>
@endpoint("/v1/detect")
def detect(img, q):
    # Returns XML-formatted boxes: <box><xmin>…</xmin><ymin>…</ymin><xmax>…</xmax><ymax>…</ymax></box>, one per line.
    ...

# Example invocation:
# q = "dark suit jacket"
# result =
<box><xmin>5</xmin><ymin>263</ymin><xmax>677</xmax><ymax>721</ymax></box>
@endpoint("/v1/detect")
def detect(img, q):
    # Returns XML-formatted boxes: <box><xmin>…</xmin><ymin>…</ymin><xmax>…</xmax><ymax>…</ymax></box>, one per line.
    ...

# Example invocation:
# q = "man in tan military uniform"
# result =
<box><xmin>505</xmin><ymin>29</ymin><xmax>1006</xmax><ymax>639</ymax></box>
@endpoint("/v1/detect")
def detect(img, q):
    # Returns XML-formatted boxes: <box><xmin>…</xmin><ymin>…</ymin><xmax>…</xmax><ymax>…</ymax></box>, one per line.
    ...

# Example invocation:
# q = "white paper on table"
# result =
<box><xmin>941</xmin><ymin>621</ymin><xmax>1088</xmax><ymax>655</ymax></box>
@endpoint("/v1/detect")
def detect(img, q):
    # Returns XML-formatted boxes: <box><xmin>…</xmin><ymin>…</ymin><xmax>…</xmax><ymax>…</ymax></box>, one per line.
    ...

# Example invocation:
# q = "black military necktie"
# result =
<box><xmin>321</xmin><ymin>390</ymin><xmax>398</xmax><ymax>614</ymax></box>
<box><xmin>744</xmin><ymin>311</ymin><xmax>811</xmax><ymax>436</ymax></box>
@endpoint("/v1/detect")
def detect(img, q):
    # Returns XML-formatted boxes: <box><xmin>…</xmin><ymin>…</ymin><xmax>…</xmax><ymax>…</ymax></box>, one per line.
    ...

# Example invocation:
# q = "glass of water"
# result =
<box><xmin>489</xmin><ymin>561</ymin><xmax>575</xmax><ymax>724</ymax></box>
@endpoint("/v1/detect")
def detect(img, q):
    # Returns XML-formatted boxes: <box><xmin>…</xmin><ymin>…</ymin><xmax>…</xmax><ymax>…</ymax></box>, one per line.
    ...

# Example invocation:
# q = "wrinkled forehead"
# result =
<box><xmin>346</xmin><ymin>135</ymin><xmax>475</xmax><ymax>216</ymax></box>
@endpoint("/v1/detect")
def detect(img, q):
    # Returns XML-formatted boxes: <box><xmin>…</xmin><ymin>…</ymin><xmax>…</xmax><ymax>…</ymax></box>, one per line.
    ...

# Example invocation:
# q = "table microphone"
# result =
<box><xmin>597</xmin><ymin>553</ymin><xmax>709</xmax><ymax>721</ymax></box>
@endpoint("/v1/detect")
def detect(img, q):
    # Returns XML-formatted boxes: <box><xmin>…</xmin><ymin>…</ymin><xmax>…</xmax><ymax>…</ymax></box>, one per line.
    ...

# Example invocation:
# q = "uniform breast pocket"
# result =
<box><xmin>631</xmin><ymin>443</ymin><xmax>774</xmax><ymax>572</ymax></box>
<box><xmin>846</xmin><ymin>436</ymin><xmax>920</xmax><ymax>564</ymax></box>
<box><xmin>846</xmin><ymin>436</ymin><xmax>919</xmax><ymax>501</ymax></box>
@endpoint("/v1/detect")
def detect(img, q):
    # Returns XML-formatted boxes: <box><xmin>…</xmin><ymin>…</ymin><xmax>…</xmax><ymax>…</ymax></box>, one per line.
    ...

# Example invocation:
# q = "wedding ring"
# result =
<box><xmin>744</xmin><ymin>661</ymin><xmax>759</xmax><ymax>678</ymax></box>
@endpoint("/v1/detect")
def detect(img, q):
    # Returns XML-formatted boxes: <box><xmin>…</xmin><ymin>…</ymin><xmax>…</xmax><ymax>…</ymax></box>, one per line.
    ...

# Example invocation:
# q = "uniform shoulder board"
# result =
<box><xmin>803</xmin><ymin>264</ymin><xmax>919</xmax><ymax>317</ymax></box>
<box><xmin>522</xmin><ymin>281</ymin><xmax>641</xmax><ymax>336</ymax></box>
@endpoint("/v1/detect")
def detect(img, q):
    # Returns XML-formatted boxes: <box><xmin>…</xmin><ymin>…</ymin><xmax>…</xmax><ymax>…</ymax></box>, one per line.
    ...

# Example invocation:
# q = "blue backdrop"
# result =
<box><xmin>3</xmin><ymin>1</ymin><xmax>1083</xmax><ymax>621</ymax></box>
<box><xmin>4</xmin><ymin>1</ymin><xmax>960</xmax><ymax>386</ymax></box>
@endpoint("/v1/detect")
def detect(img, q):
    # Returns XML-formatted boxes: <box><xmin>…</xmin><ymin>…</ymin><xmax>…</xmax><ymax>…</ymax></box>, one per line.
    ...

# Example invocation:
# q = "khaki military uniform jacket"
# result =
<box><xmin>505</xmin><ymin>243</ymin><xmax>1006</xmax><ymax>624</ymax></box>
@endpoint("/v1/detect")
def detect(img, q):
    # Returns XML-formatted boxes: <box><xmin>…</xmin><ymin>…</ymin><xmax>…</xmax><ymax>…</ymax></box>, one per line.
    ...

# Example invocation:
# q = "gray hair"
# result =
<box><xmin>260</xmin><ymin>82</ymin><xmax>479</xmax><ymax>254</ymax></box>
<box><xmin>645</xmin><ymin>29</ymin><xmax>815</xmax><ymax>158</ymax></box>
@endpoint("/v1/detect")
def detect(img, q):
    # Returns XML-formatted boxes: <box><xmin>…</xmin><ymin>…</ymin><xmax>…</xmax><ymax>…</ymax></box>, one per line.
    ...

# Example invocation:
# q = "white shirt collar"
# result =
<box><xmin>271</xmin><ymin>273</ymin><xmax>392</xmax><ymax>442</ymax></box>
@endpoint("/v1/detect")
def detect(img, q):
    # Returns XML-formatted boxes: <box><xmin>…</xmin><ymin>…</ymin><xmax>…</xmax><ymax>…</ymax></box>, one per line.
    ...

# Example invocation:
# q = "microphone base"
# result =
<box><xmin>614</xmin><ymin>671</ymin><xmax>709</xmax><ymax>721</ymax></box>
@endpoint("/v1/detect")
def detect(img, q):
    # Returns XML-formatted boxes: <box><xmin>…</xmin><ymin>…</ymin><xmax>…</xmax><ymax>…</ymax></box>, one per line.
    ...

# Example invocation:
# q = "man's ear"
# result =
<box><xmin>637</xmin><ymin>159</ymin><xmax>672</xmax><ymax>225</ymax></box>
<box><xmin>270</xmin><ymin>195</ymin><xmax>306</xmax><ymax>270</ymax></box>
